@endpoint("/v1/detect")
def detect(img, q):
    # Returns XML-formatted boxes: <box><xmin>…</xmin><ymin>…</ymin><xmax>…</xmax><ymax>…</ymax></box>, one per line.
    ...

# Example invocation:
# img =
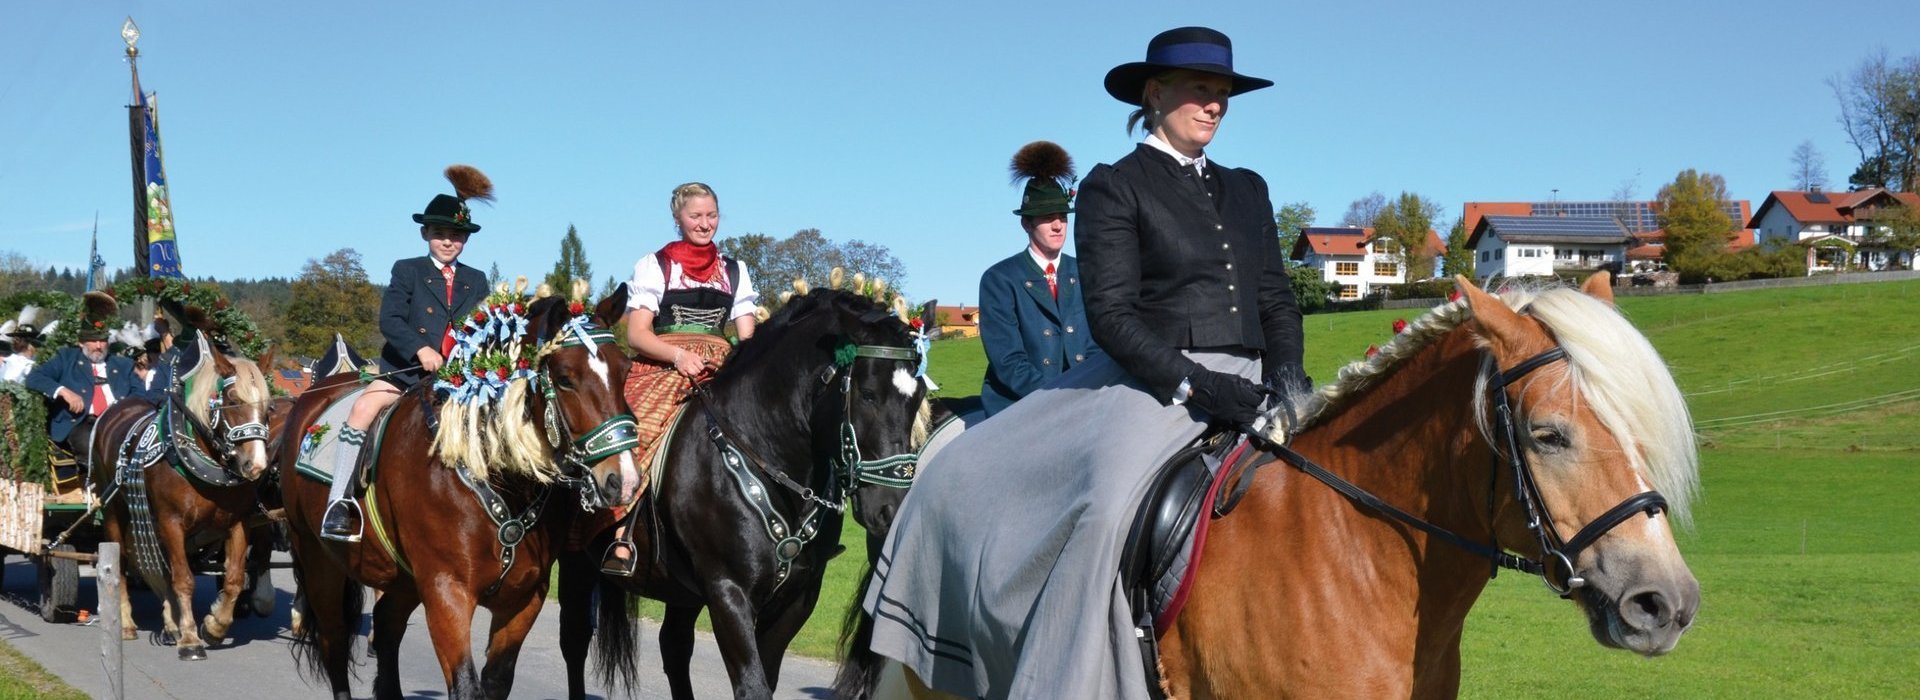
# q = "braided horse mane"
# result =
<box><xmin>1264</xmin><ymin>280</ymin><xmax>1701</xmax><ymax>525</ymax></box>
<box><xmin>429</xmin><ymin>286</ymin><xmax>600</xmax><ymax>483</ymax></box>
<box><xmin>751</xmin><ymin>269</ymin><xmax>934</xmax><ymax>446</ymax></box>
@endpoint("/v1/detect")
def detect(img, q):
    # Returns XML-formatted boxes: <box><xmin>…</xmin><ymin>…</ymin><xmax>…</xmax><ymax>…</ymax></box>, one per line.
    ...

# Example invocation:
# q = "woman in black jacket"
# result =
<box><xmin>862</xmin><ymin>27</ymin><xmax>1304</xmax><ymax>699</ymax></box>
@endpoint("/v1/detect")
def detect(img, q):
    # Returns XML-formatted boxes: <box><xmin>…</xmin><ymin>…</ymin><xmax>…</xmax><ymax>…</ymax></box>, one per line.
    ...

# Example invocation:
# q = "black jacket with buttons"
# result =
<box><xmin>376</xmin><ymin>256</ymin><xmax>488</xmax><ymax>377</ymax></box>
<box><xmin>1075</xmin><ymin>143</ymin><xmax>1304</xmax><ymax>401</ymax></box>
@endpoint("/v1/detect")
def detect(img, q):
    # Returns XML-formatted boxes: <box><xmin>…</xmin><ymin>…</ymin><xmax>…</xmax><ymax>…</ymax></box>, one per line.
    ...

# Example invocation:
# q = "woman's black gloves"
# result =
<box><xmin>1186</xmin><ymin>369</ymin><xmax>1270</xmax><ymax>426</ymax></box>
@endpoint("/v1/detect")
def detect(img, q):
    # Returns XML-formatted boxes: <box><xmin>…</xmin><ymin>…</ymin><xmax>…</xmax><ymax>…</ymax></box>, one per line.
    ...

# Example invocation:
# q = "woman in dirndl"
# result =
<box><xmin>603</xmin><ymin>181</ymin><xmax>760</xmax><ymax>574</ymax></box>
<box><xmin>862</xmin><ymin>26</ymin><xmax>1306</xmax><ymax>698</ymax></box>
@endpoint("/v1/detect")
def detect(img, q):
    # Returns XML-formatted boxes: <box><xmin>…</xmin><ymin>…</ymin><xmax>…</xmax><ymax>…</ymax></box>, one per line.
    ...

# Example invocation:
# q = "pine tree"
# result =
<box><xmin>543</xmin><ymin>224</ymin><xmax>592</xmax><ymax>294</ymax></box>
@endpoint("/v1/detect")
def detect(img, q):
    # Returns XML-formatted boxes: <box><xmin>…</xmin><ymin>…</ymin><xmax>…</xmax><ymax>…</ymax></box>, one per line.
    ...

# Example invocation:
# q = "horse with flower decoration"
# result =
<box><xmin>554</xmin><ymin>273</ymin><xmax>934</xmax><ymax>700</ymax></box>
<box><xmin>279</xmin><ymin>278</ymin><xmax>643</xmax><ymax>700</ymax></box>
<box><xmin>835</xmin><ymin>273</ymin><xmax>1702</xmax><ymax>699</ymax></box>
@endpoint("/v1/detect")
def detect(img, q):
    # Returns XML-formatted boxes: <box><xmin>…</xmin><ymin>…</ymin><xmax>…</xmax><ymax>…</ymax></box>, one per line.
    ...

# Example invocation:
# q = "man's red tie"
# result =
<box><xmin>440</xmin><ymin>263</ymin><xmax>458</xmax><ymax>357</ymax></box>
<box><xmin>1044</xmin><ymin>263</ymin><xmax>1058</xmax><ymax>300</ymax></box>
<box><xmin>90</xmin><ymin>364</ymin><xmax>109</xmax><ymax>416</ymax></box>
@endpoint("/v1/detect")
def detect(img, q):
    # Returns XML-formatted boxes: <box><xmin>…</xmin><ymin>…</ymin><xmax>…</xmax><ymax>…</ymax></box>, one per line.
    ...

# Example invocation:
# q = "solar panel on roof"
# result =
<box><xmin>1807</xmin><ymin>193</ymin><xmax>1830</xmax><ymax>204</ymax></box>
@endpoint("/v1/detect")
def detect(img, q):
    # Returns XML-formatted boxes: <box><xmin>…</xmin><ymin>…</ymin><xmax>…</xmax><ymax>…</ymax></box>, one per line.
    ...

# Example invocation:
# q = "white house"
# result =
<box><xmin>1748</xmin><ymin>188</ymin><xmax>1920</xmax><ymax>272</ymax></box>
<box><xmin>1465</xmin><ymin>216</ymin><xmax>1633</xmax><ymax>281</ymax></box>
<box><xmin>1289</xmin><ymin>226</ymin><xmax>1444</xmax><ymax>299</ymax></box>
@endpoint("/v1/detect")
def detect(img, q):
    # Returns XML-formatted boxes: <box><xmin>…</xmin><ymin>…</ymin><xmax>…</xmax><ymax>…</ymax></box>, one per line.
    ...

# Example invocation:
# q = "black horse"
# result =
<box><xmin>556</xmin><ymin>288</ymin><xmax>930</xmax><ymax>700</ymax></box>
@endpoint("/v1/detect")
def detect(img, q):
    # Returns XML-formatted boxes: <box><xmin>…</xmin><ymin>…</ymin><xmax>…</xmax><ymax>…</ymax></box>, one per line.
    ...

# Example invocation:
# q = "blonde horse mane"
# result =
<box><xmin>1270</xmin><ymin>282</ymin><xmax>1700</xmax><ymax>526</ymax></box>
<box><xmin>180</xmin><ymin>342</ymin><xmax>272</xmax><ymax>426</ymax></box>
<box><xmin>428</xmin><ymin>337</ymin><xmax>569</xmax><ymax>483</ymax></box>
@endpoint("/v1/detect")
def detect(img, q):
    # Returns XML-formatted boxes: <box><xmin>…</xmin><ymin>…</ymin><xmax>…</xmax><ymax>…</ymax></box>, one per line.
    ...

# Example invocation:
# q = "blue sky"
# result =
<box><xmin>3</xmin><ymin>1</ymin><xmax>1916</xmax><ymax>305</ymax></box>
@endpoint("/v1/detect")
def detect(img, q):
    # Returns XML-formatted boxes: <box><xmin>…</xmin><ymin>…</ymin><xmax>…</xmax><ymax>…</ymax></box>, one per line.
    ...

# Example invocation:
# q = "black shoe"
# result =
<box><xmin>321</xmin><ymin>500</ymin><xmax>363</xmax><ymax>543</ymax></box>
<box><xmin>600</xmin><ymin>540</ymin><xmax>637</xmax><ymax>576</ymax></box>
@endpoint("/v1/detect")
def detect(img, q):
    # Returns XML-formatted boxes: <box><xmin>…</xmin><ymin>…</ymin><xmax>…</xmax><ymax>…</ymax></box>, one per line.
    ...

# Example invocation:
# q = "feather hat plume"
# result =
<box><xmin>445</xmin><ymin>164</ymin><xmax>495</xmax><ymax>203</ymax></box>
<box><xmin>1010</xmin><ymin>141</ymin><xmax>1077</xmax><ymax>216</ymax></box>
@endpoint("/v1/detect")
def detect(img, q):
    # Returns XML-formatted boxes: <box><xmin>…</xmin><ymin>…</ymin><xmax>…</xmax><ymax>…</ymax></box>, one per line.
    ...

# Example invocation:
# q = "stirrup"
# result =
<box><xmin>600</xmin><ymin>539</ymin><xmax>637</xmax><ymax>576</ymax></box>
<box><xmin>321</xmin><ymin>499</ymin><xmax>365</xmax><ymax>543</ymax></box>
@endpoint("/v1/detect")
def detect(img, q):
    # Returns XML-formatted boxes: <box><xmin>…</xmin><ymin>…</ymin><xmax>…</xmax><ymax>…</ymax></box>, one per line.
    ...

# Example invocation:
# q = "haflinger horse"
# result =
<box><xmin>90</xmin><ymin>315</ymin><xmax>277</xmax><ymax>659</ymax></box>
<box><xmin>281</xmin><ymin>285</ymin><xmax>642</xmax><ymax>700</ymax></box>
<box><xmin>556</xmin><ymin>286</ymin><xmax>932</xmax><ymax>700</ymax></box>
<box><xmin>837</xmin><ymin>272</ymin><xmax>1702</xmax><ymax>699</ymax></box>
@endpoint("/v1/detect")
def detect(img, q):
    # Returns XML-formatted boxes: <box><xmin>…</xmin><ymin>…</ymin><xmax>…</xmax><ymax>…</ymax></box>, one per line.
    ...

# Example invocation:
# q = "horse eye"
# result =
<box><xmin>550</xmin><ymin>374</ymin><xmax>575</xmax><ymax>390</ymax></box>
<box><xmin>1530</xmin><ymin>425</ymin><xmax>1571</xmax><ymax>451</ymax></box>
<box><xmin>858</xmin><ymin>388</ymin><xmax>878</xmax><ymax>405</ymax></box>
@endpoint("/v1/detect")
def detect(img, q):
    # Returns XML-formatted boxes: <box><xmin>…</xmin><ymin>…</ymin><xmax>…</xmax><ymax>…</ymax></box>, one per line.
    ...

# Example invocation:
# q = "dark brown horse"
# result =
<box><xmin>281</xmin><ymin>290</ymin><xmax>641</xmax><ymax>700</ymax></box>
<box><xmin>839</xmin><ymin>273</ymin><xmax>1703</xmax><ymax>698</ymax></box>
<box><xmin>90</xmin><ymin>328</ymin><xmax>277</xmax><ymax>659</ymax></box>
<box><xmin>558</xmin><ymin>288</ymin><xmax>930</xmax><ymax>700</ymax></box>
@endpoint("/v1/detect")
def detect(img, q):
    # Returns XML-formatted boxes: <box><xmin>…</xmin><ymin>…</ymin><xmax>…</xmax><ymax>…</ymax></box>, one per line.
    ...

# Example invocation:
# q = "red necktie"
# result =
<box><xmin>440</xmin><ymin>264</ymin><xmax>457</xmax><ymax>356</ymax></box>
<box><xmin>90</xmin><ymin>364</ymin><xmax>109</xmax><ymax>415</ymax></box>
<box><xmin>1044</xmin><ymin>263</ymin><xmax>1058</xmax><ymax>300</ymax></box>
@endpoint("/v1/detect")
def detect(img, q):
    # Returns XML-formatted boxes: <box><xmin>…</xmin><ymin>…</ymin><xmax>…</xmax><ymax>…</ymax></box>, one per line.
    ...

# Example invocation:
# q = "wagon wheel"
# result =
<box><xmin>38</xmin><ymin>545</ymin><xmax>79</xmax><ymax>623</ymax></box>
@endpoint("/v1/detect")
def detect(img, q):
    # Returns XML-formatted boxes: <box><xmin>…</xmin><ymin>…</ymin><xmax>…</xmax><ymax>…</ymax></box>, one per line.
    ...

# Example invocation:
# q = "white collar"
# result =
<box><xmin>1027</xmin><ymin>246</ymin><xmax>1061</xmax><ymax>272</ymax></box>
<box><xmin>1143</xmin><ymin>133</ymin><xmax>1207</xmax><ymax>171</ymax></box>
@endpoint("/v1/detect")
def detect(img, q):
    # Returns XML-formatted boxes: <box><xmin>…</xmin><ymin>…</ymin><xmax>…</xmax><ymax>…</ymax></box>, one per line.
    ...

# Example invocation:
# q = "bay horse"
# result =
<box><xmin>556</xmin><ymin>288</ymin><xmax>930</xmax><ymax>700</ymax></box>
<box><xmin>836</xmin><ymin>273</ymin><xmax>1702</xmax><ymax>699</ymax></box>
<box><xmin>90</xmin><ymin>324</ymin><xmax>276</xmax><ymax>659</ymax></box>
<box><xmin>280</xmin><ymin>289</ymin><xmax>642</xmax><ymax>700</ymax></box>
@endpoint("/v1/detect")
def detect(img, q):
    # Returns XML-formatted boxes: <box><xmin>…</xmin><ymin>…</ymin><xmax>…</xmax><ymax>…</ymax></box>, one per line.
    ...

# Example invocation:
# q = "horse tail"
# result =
<box><xmin>287</xmin><ymin>565</ymin><xmax>363</xmax><ymax>685</ymax></box>
<box><xmin>591</xmin><ymin>574</ymin><xmax>640</xmax><ymax>694</ymax></box>
<box><xmin>831</xmin><ymin>539</ymin><xmax>886</xmax><ymax>700</ymax></box>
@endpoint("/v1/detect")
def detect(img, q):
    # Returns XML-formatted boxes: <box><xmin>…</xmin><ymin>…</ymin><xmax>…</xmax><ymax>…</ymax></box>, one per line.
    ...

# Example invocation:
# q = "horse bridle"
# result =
<box><xmin>536</xmin><ymin>315</ymin><xmax>643</xmax><ymax>513</ymax></box>
<box><xmin>693</xmin><ymin>334</ymin><xmax>923</xmax><ymax>586</ymax></box>
<box><xmin>1256</xmin><ymin>345</ymin><xmax>1668</xmax><ymax>598</ymax></box>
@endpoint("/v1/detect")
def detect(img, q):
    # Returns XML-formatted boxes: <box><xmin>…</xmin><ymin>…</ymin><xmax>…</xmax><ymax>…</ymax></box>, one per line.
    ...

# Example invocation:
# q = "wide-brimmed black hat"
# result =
<box><xmin>75</xmin><ymin>291</ymin><xmax>118</xmax><ymax>342</ymax></box>
<box><xmin>1103</xmin><ymin>26</ymin><xmax>1273</xmax><ymax>106</ymax></box>
<box><xmin>411</xmin><ymin>165</ymin><xmax>494</xmax><ymax>233</ymax></box>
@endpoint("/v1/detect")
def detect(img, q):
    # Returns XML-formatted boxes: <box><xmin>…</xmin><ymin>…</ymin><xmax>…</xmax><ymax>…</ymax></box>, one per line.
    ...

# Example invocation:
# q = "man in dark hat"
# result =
<box><xmin>24</xmin><ymin>292</ymin><xmax>136</xmax><ymax>472</ymax></box>
<box><xmin>322</xmin><ymin>165</ymin><xmax>492</xmax><ymax>542</ymax></box>
<box><xmin>978</xmin><ymin>141</ymin><xmax>1100</xmax><ymax>417</ymax></box>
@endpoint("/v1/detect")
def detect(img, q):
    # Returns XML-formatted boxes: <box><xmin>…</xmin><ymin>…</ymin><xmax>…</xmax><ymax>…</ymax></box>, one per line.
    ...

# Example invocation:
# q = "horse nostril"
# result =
<box><xmin>602</xmin><ymin>472</ymin><xmax>622</xmax><ymax>495</ymax></box>
<box><xmin>1622</xmin><ymin>590</ymin><xmax>1674</xmax><ymax>629</ymax></box>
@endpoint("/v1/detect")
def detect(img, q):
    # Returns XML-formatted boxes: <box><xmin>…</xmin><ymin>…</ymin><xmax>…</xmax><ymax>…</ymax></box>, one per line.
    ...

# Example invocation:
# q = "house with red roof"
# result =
<box><xmin>1748</xmin><ymin>188</ymin><xmax>1920</xmax><ymax>272</ymax></box>
<box><xmin>934</xmin><ymin>304</ymin><xmax>979</xmax><ymax>338</ymax></box>
<box><xmin>1463</xmin><ymin>199</ymin><xmax>1752</xmax><ymax>273</ymax></box>
<box><xmin>1465</xmin><ymin>216</ymin><xmax>1635</xmax><ymax>281</ymax></box>
<box><xmin>1288</xmin><ymin>226</ymin><xmax>1445</xmax><ymax>299</ymax></box>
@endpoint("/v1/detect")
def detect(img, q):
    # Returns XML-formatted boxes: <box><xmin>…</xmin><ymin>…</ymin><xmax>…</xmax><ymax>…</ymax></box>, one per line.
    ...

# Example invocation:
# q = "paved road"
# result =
<box><xmin>0</xmin><ymin>553</ymin><xmax>838</xmax><ymax>699</ymax></box>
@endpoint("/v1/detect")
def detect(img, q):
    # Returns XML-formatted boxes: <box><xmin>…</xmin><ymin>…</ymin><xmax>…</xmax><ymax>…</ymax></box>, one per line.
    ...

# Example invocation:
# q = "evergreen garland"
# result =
<box><xmin>0</xmin><ymin>382</ymin><xmax>52</xmax><ymax>484</ymax></box>
<box><xmin>110</xmin><ymin>277</ymin><xmax>269</xmax><ymax>356</ymax></box>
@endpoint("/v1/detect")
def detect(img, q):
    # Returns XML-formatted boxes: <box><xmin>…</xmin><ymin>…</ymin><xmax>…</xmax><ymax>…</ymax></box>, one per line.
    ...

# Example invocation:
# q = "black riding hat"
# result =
<box><xmin>1103</xmin><ymin>26</ymin><xmax>1273</xmax><ymax>106</ymax></box>
<box><xmin>411</xmin><ymin>165</ymin><xmax>494</xmax><ymax>234</ymax></box>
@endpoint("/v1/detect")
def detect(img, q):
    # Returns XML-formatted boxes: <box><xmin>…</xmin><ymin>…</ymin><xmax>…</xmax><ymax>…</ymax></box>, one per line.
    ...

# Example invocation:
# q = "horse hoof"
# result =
<box><xmin>121</xmin><ymin>628</ymin><xmax>138</xmax><ymax>641</ymax></box>
<box><xmin>178</xmin><ymin>646</ymin><xmax>207</xmax><ymax>661</ymax></box>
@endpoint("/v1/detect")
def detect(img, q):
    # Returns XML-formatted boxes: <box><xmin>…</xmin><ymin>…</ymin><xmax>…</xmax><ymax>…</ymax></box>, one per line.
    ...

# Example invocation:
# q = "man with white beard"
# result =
<box><xmin>24</xmin><ymin>292</ymin><xmax>136</xmax><ymax>471</ymax></box>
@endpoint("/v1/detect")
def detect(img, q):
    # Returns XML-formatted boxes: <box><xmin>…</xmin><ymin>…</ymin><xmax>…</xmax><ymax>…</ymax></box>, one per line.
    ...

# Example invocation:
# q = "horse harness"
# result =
<box><xmin>1248</xmin><ymin>345</ymin><xmax>1670</xmax><ymax>595</ymax></box>
<box><xmin>1123</xmin><ymin>346</ymin><xmax>1671</xmax><ymax>699</ymax></box>
<box><xmin>692</xmin><ymin>337</ymin><xmax>922</xmax><ymax>589</ymax></box>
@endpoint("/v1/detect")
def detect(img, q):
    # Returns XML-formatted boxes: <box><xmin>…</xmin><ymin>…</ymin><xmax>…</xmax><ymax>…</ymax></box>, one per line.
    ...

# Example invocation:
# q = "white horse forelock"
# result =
<box><xmin>1269</xmin><ymin>282</ymin><xmax>1700</xmax><ymax>527</ymax></box>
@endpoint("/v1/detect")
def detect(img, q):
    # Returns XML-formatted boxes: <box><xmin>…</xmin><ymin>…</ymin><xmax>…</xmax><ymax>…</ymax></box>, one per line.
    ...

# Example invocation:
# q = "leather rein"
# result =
<box><xmin>1245</xmin><ymin>346</ymin><xmax>1668</xmax><ymax>598</ymax></box>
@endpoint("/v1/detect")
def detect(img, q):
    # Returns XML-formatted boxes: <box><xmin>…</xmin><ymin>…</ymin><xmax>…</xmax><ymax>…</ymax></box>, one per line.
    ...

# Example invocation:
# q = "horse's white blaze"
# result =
<box><xmin>892</xmin><ymin>368</ymin><xmax>916</xmax><ymax>398</ymax></box>
<box><xmin>585</xmin><ymin>346</ymin><xmax>612</xmax><ymax>390</ymax></box>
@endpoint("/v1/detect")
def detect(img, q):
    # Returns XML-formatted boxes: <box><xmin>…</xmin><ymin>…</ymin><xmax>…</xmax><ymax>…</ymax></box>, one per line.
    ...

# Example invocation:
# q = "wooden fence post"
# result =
<box><xmin>96</xmin><ymin>542</ymin><xmax>124</xmax><ymax>700</ymax></box>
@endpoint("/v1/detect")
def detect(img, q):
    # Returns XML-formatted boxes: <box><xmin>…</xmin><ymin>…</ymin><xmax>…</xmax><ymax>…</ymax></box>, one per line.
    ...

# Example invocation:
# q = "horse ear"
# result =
<box><xmin>1454</xmin><ymin>275</ymin><xmax>1532</xmax><ymax>355</ymax></box>
<box><xmin>592</xmin><ymin>284</ymin><xmax>629</xmax><ymax>330</ymax></box>
<box><xmin>1581</xmin><ymin>271</ymin><xmax>1615</xmax><ymax>305</ymax></box>
<box><xmin>256</xmin><ymin>344</ymin><xmax>276</xmax><ymax>376</ymax></box>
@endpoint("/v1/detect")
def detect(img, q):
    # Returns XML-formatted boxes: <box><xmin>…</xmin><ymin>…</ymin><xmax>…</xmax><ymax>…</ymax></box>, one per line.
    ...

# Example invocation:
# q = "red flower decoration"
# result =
<box><xmin>909</xmin><ymin>317</ymin><xmax>924</xmax><ymax>330</ymax></box>
<box><xmin>92</xmin><ymin>320</ymin><xmax>104</xmax><ymax>329</ymax></box>
<box><xmin>451</xmin><ymin>374</ymin><xmax>466</xmax><ymax>387</ymax></box>
<box><xmin>1365</xmin><ymin>344</ymin><xmax>1380</xmax><ymax>358</ymax></box>
<box><xmin>515</xmin><ymin>358</ymin><xmax>531</xmax><ymax>370</ymax></box>
<box><xmin>511</xmin><ymin>302</ymin><xmax>525</xmax><ymax>315</ymax></box>
<box><xmin>495</xmin><ymin>367</ymin><xmax>509</xmax><ymax>380</ymax></box>
<box><xmin>1448</xmin><ymin>290</ymin><xmax>1462</xmax><ymax>302</ymax></box>
<box><xmin>568</xmin><ymin>301</ymin><xmax>586</xmax><ymax>316</ymax></box>
<box><xmin>305</xmin><ymin>425</ymin><xmax>323</xmax><ymax>436</ymax></box>
<box><xmin>1392</xmin><ymin>319</ymin><xmax>1408</xmax><ymax>334</ymax></box>
<box><xmin>473</xmin><ymin>310</ymin><xmax>488</xmax><ymax>323</ymax></box>
<box><xmin>215</xmin><ymin>298</ymin><xmax>230</xmax><ymax>310</ymax></box>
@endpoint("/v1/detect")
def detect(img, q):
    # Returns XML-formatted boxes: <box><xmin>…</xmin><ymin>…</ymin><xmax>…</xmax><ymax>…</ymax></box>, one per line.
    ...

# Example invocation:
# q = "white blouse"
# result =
<box><xmin>625</xmin><ymin>253</ymin><xmax>761</xmax><ymax>320</ymax></box>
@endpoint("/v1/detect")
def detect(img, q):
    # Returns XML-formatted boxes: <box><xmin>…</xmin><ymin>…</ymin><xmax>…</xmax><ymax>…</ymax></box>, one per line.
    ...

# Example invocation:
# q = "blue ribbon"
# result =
<box><xmin>1148</xmin><ymin>41</ymin><xmax>1232</xmax><ymax>69</ymax></box>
